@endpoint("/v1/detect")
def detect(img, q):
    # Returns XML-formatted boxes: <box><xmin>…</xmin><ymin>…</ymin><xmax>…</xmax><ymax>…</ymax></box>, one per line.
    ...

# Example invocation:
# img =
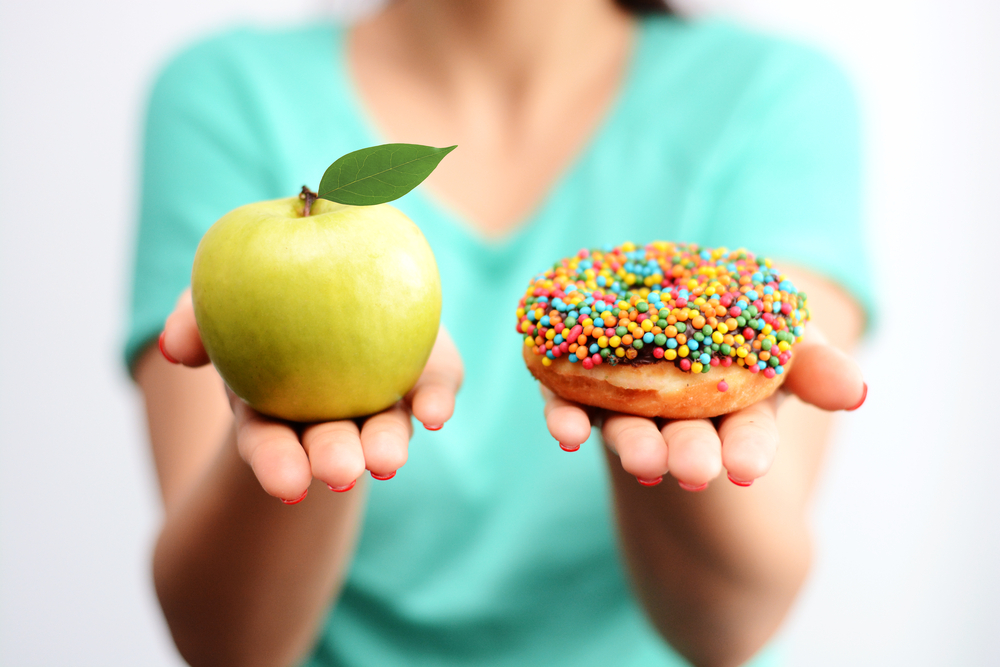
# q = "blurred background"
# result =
<box><xmin>1</xmin><ymin>0</ymin><xmax>997</xmax><ymax>664</ymax></box>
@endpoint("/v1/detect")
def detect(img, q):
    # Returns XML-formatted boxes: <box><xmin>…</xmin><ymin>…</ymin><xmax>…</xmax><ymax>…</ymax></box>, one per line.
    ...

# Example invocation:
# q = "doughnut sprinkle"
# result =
<box><xmin>515</xmin><ymin>242</ymin><xmax>809</xmax><ymax>386</ymax></box>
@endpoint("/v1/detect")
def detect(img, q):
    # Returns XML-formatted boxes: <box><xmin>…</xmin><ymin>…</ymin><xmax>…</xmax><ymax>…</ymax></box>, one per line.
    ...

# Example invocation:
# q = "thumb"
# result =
<box><xmin>160</xmin><ymin>288</ymin><xmax>211</xmax><ymax>367</ymax></box>
<box><xmin>406</xmin><ymin>326</ymin><xmax>464</xmax><ymax>429</ymax></box>
<box><xmin>781</xmin><ymin>326</ymin><xmax>866</xmax><ymax>412</ymax></box>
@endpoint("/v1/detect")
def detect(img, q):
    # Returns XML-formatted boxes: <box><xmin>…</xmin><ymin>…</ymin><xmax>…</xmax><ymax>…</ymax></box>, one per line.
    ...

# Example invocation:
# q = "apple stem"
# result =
<box><xmin>299</xmin><ymin>186</ymin><xmax>318</xmax><ymax>217</ymax></box>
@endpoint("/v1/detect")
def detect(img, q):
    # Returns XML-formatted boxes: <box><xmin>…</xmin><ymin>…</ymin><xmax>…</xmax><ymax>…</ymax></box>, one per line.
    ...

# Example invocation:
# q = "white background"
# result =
<box><xmin>1</xmin><ymin>0</ymin><xmax>997</xmax><ymax>664</ymax></box>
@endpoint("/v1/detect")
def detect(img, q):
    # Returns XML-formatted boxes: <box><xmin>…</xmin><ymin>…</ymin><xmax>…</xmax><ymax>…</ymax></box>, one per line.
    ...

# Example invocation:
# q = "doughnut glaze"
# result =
<box><xmin>515</xmin><ymin>242</ymin><xmax>809</xmax><ymax>419</ymax></box>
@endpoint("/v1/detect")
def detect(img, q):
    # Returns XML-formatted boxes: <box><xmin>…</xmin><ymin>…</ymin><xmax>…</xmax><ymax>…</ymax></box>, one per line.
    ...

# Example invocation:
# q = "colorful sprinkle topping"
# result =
<box><xmin>515</xmin><ymin>242</ymin><xmax>809</xmax><ymax>387</ymax></box>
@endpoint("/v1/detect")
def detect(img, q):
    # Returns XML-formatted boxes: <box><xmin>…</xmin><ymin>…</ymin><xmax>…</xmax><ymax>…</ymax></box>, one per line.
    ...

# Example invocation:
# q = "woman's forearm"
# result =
<box><xmin>136</xmin><ymin>349</ymin><xmax>366</xmax><ymax>667</ymax></box>
<box><xmin>605</xmin><ymin>400</ymin><xmax>831</xmax><ymax>667</ymax></box>
<box><xmin>153</xmin><ymin>428</ymin><xmax>365</xmax><ymax>667</ymax></box>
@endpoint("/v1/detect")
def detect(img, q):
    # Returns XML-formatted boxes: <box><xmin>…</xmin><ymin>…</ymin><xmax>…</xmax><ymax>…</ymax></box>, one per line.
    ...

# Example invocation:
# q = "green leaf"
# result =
<box><xmin>318</xmin><ymin>143</ymin><xmax>456</xmax><ymax>206</ymax></box>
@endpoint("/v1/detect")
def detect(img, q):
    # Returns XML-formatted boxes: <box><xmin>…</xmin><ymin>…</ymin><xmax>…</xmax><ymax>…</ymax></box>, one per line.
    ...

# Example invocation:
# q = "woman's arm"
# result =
<box><xmin>601</xmin><ymin>393</ymin><xmax>824</xmax><ymax>667</ymax></box>
<box><xmin>135</xmin><ymin>292</ymin><xmax>462</xmax><ymax>667</ymax></box>
<box><xmin>545</xmin><ymin>269</ymin><xmax>865</xmax><ymax>667</ymax></box>
<box><xmin>137</xmin><ymin>355</ymin><xmax>366</xmax><ymax>667</ymax></box>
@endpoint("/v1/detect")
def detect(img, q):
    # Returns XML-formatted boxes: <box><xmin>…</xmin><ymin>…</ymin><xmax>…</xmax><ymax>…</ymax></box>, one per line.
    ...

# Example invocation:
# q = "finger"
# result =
<box><xmin>660</xmin><ymin>419</ymin><xmax>722</xmax><ymax>490</ymax></box>
<box><xmin>302</xmin><ymin>420</ymin><xmax>366</xmax><ymax>491</ymax></box>
<box><xmin>407</xmin><ymin>327</ymin><xmax>464</xmax><ymax>430</ymax></box>
<box><xmin>232</xmin><ymin>400</ymin><xmax>312</xmax><ymax>502</ymax></box>
<box><xmin>782</xmin><ymin>326</ymin><xmax>865</xmax><ymax>411</ymax></box>
<box><xmin>716</xmin><ymin>394</ymin><xmax>781</xmax><ymax>485</ymax></box>
<box><xmin>541</xmin><ymin>386</ymin><xmax>592</xmax><ymax>452</ymax></box>
<box><xmin>161</xmin><ymin>289</ymin><xmax>211</xmax><ymax>367</ymax></box>
<box><xmin>360</xmin><ymin>402</ymin><xmax>412</xmax><ymax>479</ymax></box>
<box><xmin>602</xmin><ymin>414</ymin><xmax>669</xmax><ymax>483</ymax></box>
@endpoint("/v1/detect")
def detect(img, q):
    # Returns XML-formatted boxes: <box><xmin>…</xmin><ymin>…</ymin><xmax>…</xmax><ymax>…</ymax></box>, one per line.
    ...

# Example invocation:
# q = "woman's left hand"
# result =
<box><xmin>541</xmin><ymin>326</ymin><xmax>866</xmax><ymax>489</ymax></box>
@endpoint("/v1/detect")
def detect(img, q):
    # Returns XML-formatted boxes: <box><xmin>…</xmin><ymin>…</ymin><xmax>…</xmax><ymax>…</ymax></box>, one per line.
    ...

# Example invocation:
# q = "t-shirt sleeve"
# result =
<box><xmin>124</xmin><ymin>31</ymin><xmax>281</xmax><ymax>371</ymax></box>
<box><xmin>700</xmin><ymin>44</ymin><xmax>874</xmax><ymax>326</ymax></box>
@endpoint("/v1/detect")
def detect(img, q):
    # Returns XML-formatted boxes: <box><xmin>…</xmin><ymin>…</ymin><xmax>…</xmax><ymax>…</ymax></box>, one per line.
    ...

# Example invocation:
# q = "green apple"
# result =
<box><xmin>191</xmin><ymin>196</ymin><xmax>441</xmax><ymax>422</ymax></box>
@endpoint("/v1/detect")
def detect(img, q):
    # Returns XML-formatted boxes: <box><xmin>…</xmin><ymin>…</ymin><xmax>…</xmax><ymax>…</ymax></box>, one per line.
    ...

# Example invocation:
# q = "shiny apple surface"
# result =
<box><xmin>192</xmin><ymin>197</ymin><xmax>441</xmax><ymax>422</ymax></box>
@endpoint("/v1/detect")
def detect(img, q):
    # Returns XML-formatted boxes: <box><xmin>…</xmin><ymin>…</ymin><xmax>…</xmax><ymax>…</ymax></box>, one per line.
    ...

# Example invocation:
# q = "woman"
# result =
<box><xmin>130</xmin><ymin>0</ymin><xmax>868</xmax><ymax>665</ymax></box>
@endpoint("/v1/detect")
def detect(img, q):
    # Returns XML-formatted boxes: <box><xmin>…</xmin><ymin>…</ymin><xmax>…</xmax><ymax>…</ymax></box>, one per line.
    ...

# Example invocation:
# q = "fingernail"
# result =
<box><xmin>370</xmin><ymin>470</ymin><xmax>396</xmax><ymax>481</ymax></box>
<box><xmin>727</xmin><ymin>473</ymin><xmax>753</xmax><ymax>487</ymax></box>
<box><xmin>281</xmin><ymin>489</ymin><xmax>308</xmax><ymax>504</ymax></box>
<box><xmin>327</xmin><ymin>480</ymin><xmax>356</xmax><ymax>492</ymax></box>
<box><xmin>847</xmin><ymin>382</ymin><xmax>868</xmax><ymax>411</ymax></box>
<box><xmin>158</xmin><ymin>331</ymin><xmax>180</xmax><ymax>364</ymax></box>
<box><xmin>636</xmin><ymin>476</ymin><xmax>662</xmax><ymax>486</ymax></box>
<box><xmin>679</xmin><ymin>481</ymin><xmax>709</xmax><ymax>492</ymax></box>
<box><xmin>559</xmin><ymin>442</ymin><xmax>580</xmax><ymax>452</ymax></box>
<box><xmin>424</xmin><ymin>423</ymin><xmax>443</xmax><ymax>431</ymax></box>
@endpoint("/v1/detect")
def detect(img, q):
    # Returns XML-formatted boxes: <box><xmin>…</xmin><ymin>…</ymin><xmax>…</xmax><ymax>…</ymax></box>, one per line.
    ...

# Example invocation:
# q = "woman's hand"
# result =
<box><xmin>542</xmin><ymin>326</ymin><xmax>865</xmax><ymax>489</ymax></box>
<box><xmin>158</xmin><ymin>289</ymin><xmax>464</xmax><ymax>503</ymax></box>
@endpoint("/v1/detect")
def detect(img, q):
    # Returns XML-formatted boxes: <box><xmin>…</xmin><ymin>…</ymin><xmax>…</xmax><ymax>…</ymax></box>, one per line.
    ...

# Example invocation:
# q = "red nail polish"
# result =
<box><xmin>847</xmin><ymin>382</ymin><xmax>868</xmax><ymax>411</ymax></box>
<box><xmin>559</xmin><ymin>442</ymin><xmax>580</xmax><ymax>452</ymax></box>
<box><xmin>678</xmin><ymin>481</ymin><xmax>708</xmax><ymax>492</ymax></box>
<box><xmin>370</xmin><ymin>471</ymin><xmax>396</xmax><ymax>480</ymax></box>
<box><xmin>281</xmin><ymin>489</ymin><xmax>308</xmax><ymax>504</ymax></box>
<box><xmin>727</xmin><ymin>473</ymin><xmax>753</xmax><ymax>487</ymax></box>
<box><xmin>327</xmin><ymin>480</ymin><xmax>356</xmax><ymax>492</ymax></box>
<box><xmin>424</xmin><ymin>424</ymin><xmax>443</xmax><ymax>431</ymax></box>
<box><xmin>158</xmin><ymin>331</ymin><xmax>180</xmax><ymax>364</ymax></box>
<box><xmin>636</xmin><ymin>476</ymin><xmax>663</xmax><ymax>486</ymax></box>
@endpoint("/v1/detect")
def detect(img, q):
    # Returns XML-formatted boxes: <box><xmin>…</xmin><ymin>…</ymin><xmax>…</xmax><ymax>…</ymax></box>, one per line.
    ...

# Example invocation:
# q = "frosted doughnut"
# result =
<box><xmin>515</xmin><ymin>242</ymin><xmax>809</xmax><ymax>419</ymax></box>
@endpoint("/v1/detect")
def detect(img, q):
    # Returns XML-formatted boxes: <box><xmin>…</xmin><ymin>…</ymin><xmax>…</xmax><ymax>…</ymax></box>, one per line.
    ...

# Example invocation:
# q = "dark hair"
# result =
<box><xmin>614</xmin><ymin>0</ymin><xmax>672</xmax><ymax>13</ymax></box>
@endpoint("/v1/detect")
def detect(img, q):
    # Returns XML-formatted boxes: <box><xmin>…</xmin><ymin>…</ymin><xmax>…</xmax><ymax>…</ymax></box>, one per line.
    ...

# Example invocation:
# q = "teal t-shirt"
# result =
<box><xmin>127</xmin><ymin>16</ymin><xmax>869</xmax><ymax>666</ymax></box>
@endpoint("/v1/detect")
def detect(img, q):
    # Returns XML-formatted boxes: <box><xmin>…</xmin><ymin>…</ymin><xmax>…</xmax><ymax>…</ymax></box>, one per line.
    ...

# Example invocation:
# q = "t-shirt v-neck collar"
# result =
<box><xmin>321</xmin><ymin>19</ymin><xmax>653</xmax><ymax>258</ymax></box>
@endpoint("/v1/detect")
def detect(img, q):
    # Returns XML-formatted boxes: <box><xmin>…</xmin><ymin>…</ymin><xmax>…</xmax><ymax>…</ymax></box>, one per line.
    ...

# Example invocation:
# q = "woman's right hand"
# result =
<box><xmin>158</xmin><ymin>289</ymin><xmax>464</xmax><ymax>504</ymax></box>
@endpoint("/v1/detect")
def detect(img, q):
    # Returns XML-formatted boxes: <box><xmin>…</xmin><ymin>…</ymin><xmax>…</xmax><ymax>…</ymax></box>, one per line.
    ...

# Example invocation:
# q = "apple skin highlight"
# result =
<box><xmin>192</xmin><ymin>196</ymin><xmax>441</xmax><ymax>422</ymax></box>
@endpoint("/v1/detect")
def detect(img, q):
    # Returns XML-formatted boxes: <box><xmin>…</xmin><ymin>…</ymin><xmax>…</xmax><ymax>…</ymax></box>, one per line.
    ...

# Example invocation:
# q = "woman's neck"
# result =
<box><xmin>355</xmin><ymin>0</ymin><xmax>632</xmax><ymax>113</ymax></box>
<box><xmin>349</xmin><ymin>0</ymin><xmax>636</xmax><ymax>237</ymax></box>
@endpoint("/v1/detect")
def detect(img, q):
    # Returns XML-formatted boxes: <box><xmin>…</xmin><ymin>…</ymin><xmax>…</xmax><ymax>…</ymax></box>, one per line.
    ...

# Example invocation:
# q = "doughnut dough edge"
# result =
<box><xmin>524</xmin><ymin>345</ymin><xmax>791</xmax><ymax>419</ymax></box>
